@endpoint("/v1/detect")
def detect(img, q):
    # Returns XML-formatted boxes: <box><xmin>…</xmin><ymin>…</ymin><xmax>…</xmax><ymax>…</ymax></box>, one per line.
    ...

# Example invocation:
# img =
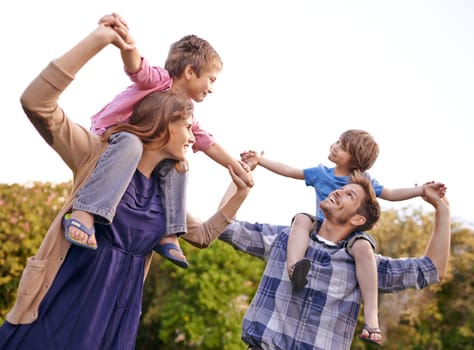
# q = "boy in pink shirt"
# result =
<box><xmin>63</xmin><ymin>13</ymin><xmax>252</xmax><ymax>267</ymax></box>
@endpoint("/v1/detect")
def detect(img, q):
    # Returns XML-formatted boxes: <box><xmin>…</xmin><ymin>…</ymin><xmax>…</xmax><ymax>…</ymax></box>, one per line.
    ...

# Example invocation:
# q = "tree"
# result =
<box><xmin>1</xmin><ymin>183</ymin><xmax>473</xmax><ymax>349</ymax></box>
<box><xmin>0</xmin><ymin>182</ymin><xmax>71</xmax><ymax>322</ymax></box>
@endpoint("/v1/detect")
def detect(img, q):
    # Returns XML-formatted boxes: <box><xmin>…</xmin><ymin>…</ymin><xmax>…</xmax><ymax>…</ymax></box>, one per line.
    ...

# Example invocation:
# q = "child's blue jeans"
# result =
<box><xmin>73</xmin><ymin>132</ymin><xmax>187</xmax><ymax>235</ymax></box>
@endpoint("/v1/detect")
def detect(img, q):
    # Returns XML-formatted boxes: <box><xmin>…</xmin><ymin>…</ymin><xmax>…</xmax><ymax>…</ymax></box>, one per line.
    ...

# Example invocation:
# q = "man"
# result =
<box><xmin>218</xmin><ymin>172</ymin><xmax>450</xmax><ymax>349</ymax></box>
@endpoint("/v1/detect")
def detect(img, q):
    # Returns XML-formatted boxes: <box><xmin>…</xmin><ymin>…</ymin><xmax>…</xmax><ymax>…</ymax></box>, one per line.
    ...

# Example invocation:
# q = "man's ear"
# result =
<box><xmin>350</xmin><ymin>214</ymin><xmax>366</xmax><ymax>227</ymax></box>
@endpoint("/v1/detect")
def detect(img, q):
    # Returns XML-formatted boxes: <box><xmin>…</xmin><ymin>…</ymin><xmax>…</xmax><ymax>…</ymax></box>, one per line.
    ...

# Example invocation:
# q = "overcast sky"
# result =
<box><xmin>1</xmin><ymin>0</ymin><xmax>472</xmax><ymax>227</ymax></box>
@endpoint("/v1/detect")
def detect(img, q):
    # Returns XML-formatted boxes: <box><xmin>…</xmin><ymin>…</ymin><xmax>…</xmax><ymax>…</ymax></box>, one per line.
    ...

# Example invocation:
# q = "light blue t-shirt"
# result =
<box><xmin>303</xmin><ymin>164</ymin><xmax>384</xmax><ymax>220</ymax></box>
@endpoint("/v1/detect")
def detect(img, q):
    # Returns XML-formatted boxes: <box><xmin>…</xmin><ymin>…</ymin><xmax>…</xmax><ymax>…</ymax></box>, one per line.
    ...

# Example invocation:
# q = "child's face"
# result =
<box><xmin>184</xmin><ymin>67</ymin><xmax>221</xmax><ymax>103</ymax></box>
<box><xmin>328</xmin><ymin>139</ymin><xmax>352</xmax><ymax>168</ymax></box>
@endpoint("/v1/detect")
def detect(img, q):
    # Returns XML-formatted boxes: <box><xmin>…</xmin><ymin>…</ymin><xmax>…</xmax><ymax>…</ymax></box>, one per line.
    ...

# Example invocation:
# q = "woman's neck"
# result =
<box><xmin>137</xmin><ymin>149</ymin><xmax>168</xmax><ymax>179</ymax></box>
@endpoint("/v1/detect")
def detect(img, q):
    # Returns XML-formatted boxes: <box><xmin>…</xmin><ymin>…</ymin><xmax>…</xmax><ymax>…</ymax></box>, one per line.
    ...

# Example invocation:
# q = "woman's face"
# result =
<box><xmin>162</xmin><ymin>116</ymin><xmax>195</xmax><ymax>161</ymax></box>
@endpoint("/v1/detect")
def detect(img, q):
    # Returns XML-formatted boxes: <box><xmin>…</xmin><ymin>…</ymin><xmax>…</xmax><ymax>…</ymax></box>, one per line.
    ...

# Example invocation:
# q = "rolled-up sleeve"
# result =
<box><xmin>191</xmin><ymin>118</ymin><xmax>215</xmax><ymax>153</ymax></box>
<box><xmin>376</xmin><ymin>255</ymin><xmax>439</xmax><ymax>293</ymax></box>
<box><xmin>218</xmin><ymin>220</ymin><xmax>289</xmax><ymax>260</ymax></box>
<box><xmin>127</xmin><ymin>58</ymin><xmax>171</xmax><ymax>90</ymax></box>
<box><xmin>182</xmin><ymin>210</ymin><xmax>232</xmax><ymax>248</ymax></box>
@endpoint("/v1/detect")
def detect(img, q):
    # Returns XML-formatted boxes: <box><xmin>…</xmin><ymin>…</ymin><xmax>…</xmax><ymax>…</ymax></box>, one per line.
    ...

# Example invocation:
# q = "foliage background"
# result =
<box><xmin>0</xmin><ymin>182</ymin><xmax>473</xmax><ymax>349</ymax></box>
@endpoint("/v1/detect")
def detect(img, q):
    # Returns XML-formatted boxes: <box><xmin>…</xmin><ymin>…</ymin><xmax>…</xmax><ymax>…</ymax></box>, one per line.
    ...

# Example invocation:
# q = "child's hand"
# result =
<box><xmin>422</xmin><ymin>183</ymin><xmax>449</xmax><ymax>208</ymax></box>
<box><xmin>98</xmin><ymin>13</ymin><xmax>135</xmax><ymax>50</ymax></box>
<box><xmin>422</xmin><ymin>181</ymin><xmax>447</xmax><ymax>198</ymax></box>
<box><xmin>98</xmin><ymin>13</ymin><xmax>129</xmax><ymax>29</ymax></box>
<box><xmin>240</xmin><ymin>150</ymin><xmax>263</xmax><ymax>171</ymax></box>
<box><xmin>94</xmin><ymin>25</ymin><xmax>134</xmax><ymax>51</ymax></box>
<box><xmin>175</xmin><ymin>160</ymin><xmax>189</xmax><ymax>174</ymax></box>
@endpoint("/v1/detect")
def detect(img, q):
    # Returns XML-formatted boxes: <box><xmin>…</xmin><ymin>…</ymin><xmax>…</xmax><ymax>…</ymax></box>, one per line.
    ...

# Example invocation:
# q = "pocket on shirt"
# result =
<box><xmin>17</xmin><ymin>256</ymin><xmax>47</xmax><ymax>297</ymax></box>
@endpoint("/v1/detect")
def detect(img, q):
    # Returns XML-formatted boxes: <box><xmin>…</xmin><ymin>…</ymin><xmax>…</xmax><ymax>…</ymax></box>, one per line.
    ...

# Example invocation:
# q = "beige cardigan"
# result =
<box><xmin>7</xmin><ymin>61</ymin><xmax>231</xmax><ymax>324</ymax></box>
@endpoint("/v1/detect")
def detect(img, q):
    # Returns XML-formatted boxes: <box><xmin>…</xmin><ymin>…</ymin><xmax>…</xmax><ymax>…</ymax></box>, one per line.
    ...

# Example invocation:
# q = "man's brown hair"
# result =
<box><xmin>350</xmin><ymin>170</ymin><xmax>381</xmax><ymax>232</ymax></box>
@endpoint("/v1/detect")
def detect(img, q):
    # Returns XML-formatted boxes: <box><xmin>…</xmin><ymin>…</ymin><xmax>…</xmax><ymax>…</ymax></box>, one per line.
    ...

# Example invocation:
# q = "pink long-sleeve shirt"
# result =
<box><xmin>91</xmin><ymin>57</ymin><xmax>215</xmax><ymax>153</ymax></box>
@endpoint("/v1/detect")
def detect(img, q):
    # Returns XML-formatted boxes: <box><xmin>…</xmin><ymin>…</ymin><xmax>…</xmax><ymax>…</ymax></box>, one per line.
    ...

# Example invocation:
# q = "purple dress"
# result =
<box><xmin>0</xmin><ymin>170</ymin><xmax>165</xmax><ymax>350</ymax></box>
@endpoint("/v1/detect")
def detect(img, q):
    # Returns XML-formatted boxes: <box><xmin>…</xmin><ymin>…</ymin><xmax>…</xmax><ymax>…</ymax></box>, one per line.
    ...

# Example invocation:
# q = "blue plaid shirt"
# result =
<box><xmin>219</xmin><ymin>220</ymin><xmax>439</xmax><ymax>350</ymax></box>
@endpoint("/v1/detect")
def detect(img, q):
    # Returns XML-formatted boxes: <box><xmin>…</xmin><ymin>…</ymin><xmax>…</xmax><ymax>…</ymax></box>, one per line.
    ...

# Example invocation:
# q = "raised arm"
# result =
<box><xmin>98</xmin><ymin>13</ymin><xmax>141</xmax><ymax>74</ymax></box>
<box><xmin>204</xmin><ymin>142</ymin><xmax>254</xmax><ymax>187</ymax></box>
<box><xmin>182</xmin><ymin>164</ymin><xmax>252</xmax><ymax>248</ymax></box>
<box><xmin>240</xmin><ymin>150</ymin><xmax>305</xmax><ymax>179</ymax></box>
<box><xmin>422</xmin><ymin>185</ymin><xmax>451</xmax><ymax>279</ymax></box>
<box><xmin>20</xmin><ymin>21</ymin><xmax>133</xmax><ymax>172</ymax></box>
<box><xmin>98</xmin><ymin>12</ymin><xmax>171</xmax><ymax>93</ymax></box>
<box><xmin>376</xmin><ymin>185</ymin><xmax>451</xmax><ymax>293</ymax></box>
<box><xmin>380</xmin><ymin>181</ymin><xmax>446</xmax><ymax>202</ymax></box>
<box><xmin>52</xmin><ymin>22</ymin><xmax>133</xmax><ymax>78</ymax></box>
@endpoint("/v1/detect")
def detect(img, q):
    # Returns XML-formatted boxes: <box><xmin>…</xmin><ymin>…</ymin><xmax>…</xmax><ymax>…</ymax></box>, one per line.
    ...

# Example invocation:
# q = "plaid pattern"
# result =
<box><xmin>219</xmin><ymin>220</ymin><xmax>439</xmax><ymax>350</ymax></box>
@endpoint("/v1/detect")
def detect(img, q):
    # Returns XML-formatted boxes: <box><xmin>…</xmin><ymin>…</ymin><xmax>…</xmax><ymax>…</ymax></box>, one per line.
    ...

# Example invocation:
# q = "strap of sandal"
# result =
<box><xmin>365</xmin><ymin>327</ymin><xmax>382</xmax><ymax>336</ymax></box>
<box><xmin>361</xmin><ymin>324</ymin><xmax>383</xmax><ymax>344</ymax></box>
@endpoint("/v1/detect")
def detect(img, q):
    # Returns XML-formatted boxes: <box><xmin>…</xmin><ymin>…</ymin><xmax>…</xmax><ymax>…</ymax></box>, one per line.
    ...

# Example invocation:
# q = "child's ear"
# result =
<box><xmin>184</xmin><ymin>64</ymin><xmax>195</xmax><ymax>80</ymax></box>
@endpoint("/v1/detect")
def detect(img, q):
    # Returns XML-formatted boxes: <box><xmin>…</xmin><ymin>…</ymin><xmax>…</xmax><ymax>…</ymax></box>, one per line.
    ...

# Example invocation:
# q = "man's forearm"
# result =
<box><xmin>423</xmin><ymin>202</ymin><xmax>451</xmax><ymax>279</ymax></box>
<box><xmin>219</xmin><ymin>221</ymin><xmax>284</xmax><ymax>260</ymax></box>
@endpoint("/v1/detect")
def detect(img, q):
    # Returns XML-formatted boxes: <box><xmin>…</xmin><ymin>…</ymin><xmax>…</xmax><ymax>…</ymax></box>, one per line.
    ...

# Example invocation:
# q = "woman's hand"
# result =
<box><xmin>98</xmin><ymin>13</ymin><xmax>136</xmax><ymax>51</ymax></box>
<box><xmin>228</xmin><ymin>164</ymin><xmax>252</xmax><ymax>193</ymax></box>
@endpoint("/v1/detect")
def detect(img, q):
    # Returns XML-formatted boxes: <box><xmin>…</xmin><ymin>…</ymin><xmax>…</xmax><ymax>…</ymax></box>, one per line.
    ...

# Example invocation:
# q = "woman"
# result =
<box><xmin>0</xmin><ymin>19</ymin><xmax>252</xmax><ymax>349</ymax></box>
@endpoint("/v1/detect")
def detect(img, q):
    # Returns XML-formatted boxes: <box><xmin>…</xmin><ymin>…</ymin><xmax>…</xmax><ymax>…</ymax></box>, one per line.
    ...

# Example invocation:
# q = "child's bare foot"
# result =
<box><xmin>63</xmin><ymin>210</ymin><xmax>97</xmax><ymax>249</ymax></box>
<box><xmin>155</xmin><ymin>235</ymin><xmax>189</xmax><ymax>268</ymax></box>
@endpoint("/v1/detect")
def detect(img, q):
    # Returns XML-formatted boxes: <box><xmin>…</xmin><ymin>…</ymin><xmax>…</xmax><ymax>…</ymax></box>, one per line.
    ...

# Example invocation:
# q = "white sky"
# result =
<box><xmin>1</xmin><ymin>0</ymin><xmax>473</xmax><ymax>227</ymax></box>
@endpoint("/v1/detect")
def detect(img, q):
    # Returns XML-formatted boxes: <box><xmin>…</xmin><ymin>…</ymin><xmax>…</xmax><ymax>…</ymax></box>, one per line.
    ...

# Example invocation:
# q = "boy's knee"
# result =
<box><xmin>110</xmin><ymin>132</ymin><xmax>143</xmax><ymax>159</ymax></box>
<box><xmin>292</xmin><ymin>213</ymin><xmax>315</xmax><ymax>225</ymax></box>
<box><xmin>346</xmin><ymin>233</ymin><xmax>376</xmax><ymax>257</ymax></box>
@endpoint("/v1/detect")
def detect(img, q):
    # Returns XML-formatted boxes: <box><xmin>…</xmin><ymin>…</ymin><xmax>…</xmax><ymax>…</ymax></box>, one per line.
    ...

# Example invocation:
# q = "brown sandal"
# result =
<box><xmin>359</xmin><ymin>324</ymin><xmax>383</xmax><ymax>346</ymax></box>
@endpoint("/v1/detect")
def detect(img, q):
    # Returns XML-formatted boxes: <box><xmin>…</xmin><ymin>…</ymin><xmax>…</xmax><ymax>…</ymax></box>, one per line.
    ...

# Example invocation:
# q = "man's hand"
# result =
<box><xmin>422</xmin><ymin>181</ymin><xmax>447</xmax><ymax>198</ymax></box>
<box><xmin>422</xmin><ymin>183</ymin><xmax>449</xmax><ymax>209</ymax></box>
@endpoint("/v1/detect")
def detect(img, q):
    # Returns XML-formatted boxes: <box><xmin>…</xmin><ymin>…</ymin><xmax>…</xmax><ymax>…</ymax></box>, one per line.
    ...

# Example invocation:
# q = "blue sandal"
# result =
<box><xmin>154</xmin><ymin>243</ymin><xmax>189</xmax><ymax>269</ymax></box>
<box><xmin>62</xmin><ymin>213</ymin><xmax>97</xmax><ymax>250</ymax></box>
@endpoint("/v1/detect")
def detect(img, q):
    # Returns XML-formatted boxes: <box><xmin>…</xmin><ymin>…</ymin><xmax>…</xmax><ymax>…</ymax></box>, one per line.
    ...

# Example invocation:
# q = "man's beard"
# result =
<box><xmin>320</xmin><ymin>204</ymin><xmax>349</xmax><ymax>225</ymax></box>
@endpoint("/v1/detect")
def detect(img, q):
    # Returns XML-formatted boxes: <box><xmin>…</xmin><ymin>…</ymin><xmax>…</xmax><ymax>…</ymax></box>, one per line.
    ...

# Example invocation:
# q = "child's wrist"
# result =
<box><xmin>420</xmin><ymin>184</ymin><xmax>426</xmax><ymax>196</ymax></box>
